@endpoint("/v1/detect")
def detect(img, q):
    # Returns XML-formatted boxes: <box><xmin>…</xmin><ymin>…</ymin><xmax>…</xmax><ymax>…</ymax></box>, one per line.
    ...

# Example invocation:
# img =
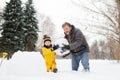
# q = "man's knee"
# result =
<box><xmin>81</xmin><ymin>52</ymin><xmax>89</xmax><ymax>69</ymax></box>
<box><xmin>81</xmin><ymin>60</ymin><xmax>89</xmax><ymax>67</ymax></box>
<box><xmin>72</xmin><ymin>55</ymin><xmax>79</xmax><ymax>71</ymax></box>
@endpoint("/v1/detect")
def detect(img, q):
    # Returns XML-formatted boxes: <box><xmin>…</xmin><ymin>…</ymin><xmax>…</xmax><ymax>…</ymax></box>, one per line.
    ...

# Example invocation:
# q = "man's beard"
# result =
<box><xmin>65</xmin><ymin>32</ymin><xmax>70</xmax><ymax>35</ymax></box>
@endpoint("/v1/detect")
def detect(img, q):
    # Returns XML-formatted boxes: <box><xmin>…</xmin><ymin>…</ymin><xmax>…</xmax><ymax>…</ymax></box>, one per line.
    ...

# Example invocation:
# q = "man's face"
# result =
<box><xmin>63</xmin><ymin>25</ymin><xmax>71</xmax><ymax>35</ymax></box>
<box><xmin>44</xmin><ymin>41</ymin><xmax>51</xmax><ymax>46</ymax></box>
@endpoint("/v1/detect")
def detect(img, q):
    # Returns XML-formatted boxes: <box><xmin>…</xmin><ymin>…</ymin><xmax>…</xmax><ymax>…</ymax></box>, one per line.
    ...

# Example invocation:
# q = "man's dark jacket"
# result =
<box><xmin>65</xmin><ymin>25</ymin><xmax>89</xmax><ymax>55</ymax></box>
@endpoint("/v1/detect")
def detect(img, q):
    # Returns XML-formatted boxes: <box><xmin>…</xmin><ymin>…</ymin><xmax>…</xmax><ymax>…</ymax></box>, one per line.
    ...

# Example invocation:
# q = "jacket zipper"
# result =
<box><xmin>68</xmin><ymin>35</ymin><xmax>77</xmax><ymax>55</ymax></box>
<box><xmin>68</xmin><ymin>35</ymin><xmax>71</xmax><ymax>44</ymax></box>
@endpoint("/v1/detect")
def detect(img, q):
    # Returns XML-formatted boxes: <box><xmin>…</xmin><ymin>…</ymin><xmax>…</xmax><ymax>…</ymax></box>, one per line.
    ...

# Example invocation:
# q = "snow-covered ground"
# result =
<box><xmin>0</xmin><ymin>52</ymin><xmax>120</xmax><ymax>80</ymax></box>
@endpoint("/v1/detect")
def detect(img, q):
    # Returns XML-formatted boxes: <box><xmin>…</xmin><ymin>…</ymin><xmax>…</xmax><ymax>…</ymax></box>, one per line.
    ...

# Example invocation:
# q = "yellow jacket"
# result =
<box><xmin>41</xmin><ymin>47</ymin><xmax>56</xmax><ymax>63</ymax></box>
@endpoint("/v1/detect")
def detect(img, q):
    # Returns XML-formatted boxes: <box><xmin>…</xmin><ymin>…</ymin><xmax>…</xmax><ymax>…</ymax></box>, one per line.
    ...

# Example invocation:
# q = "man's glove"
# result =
<box><xmin>62</xmin><ymin>44</ymin><xmax>70</xmax><ymax>50</ymax></box>
<box><xmin>53</xmin><ymin>44</ymin><xmax>59</xmax><ymax>50</ymax></box>
<box><xmin>62</xmin><ymin>53</ymin><xmax>70</xmax><ymax>58</ymax></box>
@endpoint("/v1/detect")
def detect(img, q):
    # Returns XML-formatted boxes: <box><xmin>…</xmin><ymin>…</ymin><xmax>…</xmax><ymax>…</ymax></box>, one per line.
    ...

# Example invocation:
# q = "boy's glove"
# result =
<box><xmin>62</xmin><ymin>53</ymin><xmax>71</xmax><ymax>58</ymax></box>
<box><xmin>53</xmin><ymin>44</ymin><xmax>59</xmax><ymax>50</ymax></box>
<box><xmin>62</xmin><ymin>44</ymin><xmax>70</xmax><ymax>50</ymax></box>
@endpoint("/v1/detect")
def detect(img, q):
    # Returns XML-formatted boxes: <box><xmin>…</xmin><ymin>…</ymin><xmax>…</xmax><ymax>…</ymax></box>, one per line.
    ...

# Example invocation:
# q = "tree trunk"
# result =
<box><xmin>116</xmin><ymin>0</ymin><xmax>120</xmax><ymax>62</ymax></box>
<box><xmin>25</xmin><ymin>42</ymin><xmax>35</xmax><ymax>51</ymax></box>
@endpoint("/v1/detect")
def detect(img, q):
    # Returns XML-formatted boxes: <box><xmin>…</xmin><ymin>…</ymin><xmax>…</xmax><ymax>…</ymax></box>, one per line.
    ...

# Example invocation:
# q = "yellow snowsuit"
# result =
<box><xmin>41</xmin><ymin>47</ymin><xmax>56</xmax><ymax>72</ymax></box>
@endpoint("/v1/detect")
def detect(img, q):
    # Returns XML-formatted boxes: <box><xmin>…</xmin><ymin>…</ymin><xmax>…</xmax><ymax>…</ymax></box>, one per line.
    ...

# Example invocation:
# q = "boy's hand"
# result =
<box><xmin>53</xmin><ymin>44</ymin><xmax>59</xmax><ymax>50</ymax></box>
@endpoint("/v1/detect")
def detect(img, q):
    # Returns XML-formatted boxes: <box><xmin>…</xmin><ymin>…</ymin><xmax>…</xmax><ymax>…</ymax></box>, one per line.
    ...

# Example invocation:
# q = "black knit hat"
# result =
<box><xmin>43</xmin><ymin>35</ymin><xmax>51</xmax><ymax>42</ymax></box>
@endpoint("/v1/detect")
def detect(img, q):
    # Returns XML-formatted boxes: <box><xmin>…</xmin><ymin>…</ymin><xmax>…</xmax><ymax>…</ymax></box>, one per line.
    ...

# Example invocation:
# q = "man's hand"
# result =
<box><xmin>62</xmin><ymin>53</ymin><xmax>70</xmax><ymax>58</ymax></box>
<box><xmin>53</xmin><ymin>44</ymin><xmax>59</xmax><ymax>50</ymax></box>
<box><xmin>62</xmin><ymin>44</ymin><xmax>70</xmax><ymax>50</ymax></box>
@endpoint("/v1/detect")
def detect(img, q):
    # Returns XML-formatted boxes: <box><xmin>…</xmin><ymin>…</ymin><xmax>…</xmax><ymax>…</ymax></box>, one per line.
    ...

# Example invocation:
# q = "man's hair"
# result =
<box><xmin>62</xmin><ymin>22</ymin><xmax>71</xmax><ymax>28</ymax></box>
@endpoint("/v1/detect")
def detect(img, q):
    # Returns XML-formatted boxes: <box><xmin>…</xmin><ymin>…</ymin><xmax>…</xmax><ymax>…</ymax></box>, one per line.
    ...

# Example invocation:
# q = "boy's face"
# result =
<box><xmin>44</xmin><ymin>41</ymin><xmax>51</xmax><ymax>46</ymax></box>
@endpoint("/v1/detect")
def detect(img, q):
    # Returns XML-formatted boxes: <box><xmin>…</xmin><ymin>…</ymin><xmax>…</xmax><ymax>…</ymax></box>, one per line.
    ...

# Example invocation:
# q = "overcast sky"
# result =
<box><xmin>0</xmin><ymin>0</ymin><xmax>87</xmax><ymax>30</ymax></box>
<box><xmin>0</xmin><ymin>0</ymin><xmax>113</xmax><ymax>43</ymax></box>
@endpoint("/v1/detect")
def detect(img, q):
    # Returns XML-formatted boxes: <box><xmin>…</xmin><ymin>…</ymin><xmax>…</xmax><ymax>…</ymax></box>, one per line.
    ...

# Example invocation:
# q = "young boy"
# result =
<box><xmin>41</xmin><ymin>35</ymin><xmax>59</xmax><ymax>73</ymax></box>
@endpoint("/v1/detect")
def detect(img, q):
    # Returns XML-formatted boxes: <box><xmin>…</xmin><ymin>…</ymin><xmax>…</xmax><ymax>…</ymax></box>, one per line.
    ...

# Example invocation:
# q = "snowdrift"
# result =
<box><xmin>1</xmin><ymin>51</ymin><xmax>46</xmax><ymax>76</ymax></box>
<box><xmin>0</xmin><ymin>51</ymin><xmax>120</xmax><ymax>80</ymax></box>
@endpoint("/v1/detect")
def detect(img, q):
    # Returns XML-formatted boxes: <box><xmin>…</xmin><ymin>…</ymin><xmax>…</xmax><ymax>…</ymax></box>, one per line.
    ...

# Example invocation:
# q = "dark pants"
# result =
<box><xmin>72</xmin><ymin>52</ymin><xmax>89</xmax><ymax>71</ymax></box>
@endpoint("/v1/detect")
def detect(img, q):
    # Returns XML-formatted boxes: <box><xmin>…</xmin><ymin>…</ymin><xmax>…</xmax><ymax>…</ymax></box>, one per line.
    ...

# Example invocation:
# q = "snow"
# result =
<box><xmin>0</xmin><ymin>0</ymin><xmax>119</xmax><ymax>79</ymax></box>
<box><xmin>0</xmin><ymin>51</ymin><xmax>120</xmax><ymax>80</ymax></box>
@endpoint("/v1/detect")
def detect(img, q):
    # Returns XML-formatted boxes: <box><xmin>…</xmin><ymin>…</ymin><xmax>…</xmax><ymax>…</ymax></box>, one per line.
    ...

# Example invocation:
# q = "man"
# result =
<box><xmin>62</xmin><ymin>22</ymin><xmax>90</xmax><ymax>72</ymax></box>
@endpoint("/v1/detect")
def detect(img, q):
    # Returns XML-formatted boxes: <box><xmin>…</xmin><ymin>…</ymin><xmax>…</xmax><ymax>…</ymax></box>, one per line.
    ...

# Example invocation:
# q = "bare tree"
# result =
<box><xmin>90</xmin><ymin>40</ymin><xmax>99</xmax><ymax>59</ymax></box>
<box><xmin>40</xmin><ymin>16</ymin><xmax>55</xmax><ymax>36</ymax></box>
<box><xmin>90</xmin><ymin>39</ymin><xmax>110</xmax><ymax>59</ymax></box>
<box><xmin>99</xmin><ymin>40</ymin><xmax>111</xmax><ymax>59</ymax></box>
<box><xmin>115</xmin><ymin>0</ymin><xmax>120</xmax><ymax>62</ymax></box>
<box><xmin>36</xmin><ymin>14</ymin><xmax>55</xmax><ymax>50</ymax></box>
<box><xmin>71</xmin><ymin>0</ymin><xmax>120</xmax><ymax>62</ymax></box>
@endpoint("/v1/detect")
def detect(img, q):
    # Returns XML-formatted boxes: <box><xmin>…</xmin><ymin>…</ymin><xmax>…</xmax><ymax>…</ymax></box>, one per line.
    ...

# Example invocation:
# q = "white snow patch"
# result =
<box><xmin>0</xmin><ymin>52</ymin><xmax>120</xmax><ymax>80</ymax></box>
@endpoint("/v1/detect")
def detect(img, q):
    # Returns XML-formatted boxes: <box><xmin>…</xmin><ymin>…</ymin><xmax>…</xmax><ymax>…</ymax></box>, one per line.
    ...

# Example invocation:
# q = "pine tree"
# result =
<box><xmin>0</xmin><ymin>0</ymin><xmax>25</xmax><ymax>59</ymax></box>
<box><xmin>23</xmin><ymin>0</ymin><xmax>38</xmax><ymax>51</ymax></box>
